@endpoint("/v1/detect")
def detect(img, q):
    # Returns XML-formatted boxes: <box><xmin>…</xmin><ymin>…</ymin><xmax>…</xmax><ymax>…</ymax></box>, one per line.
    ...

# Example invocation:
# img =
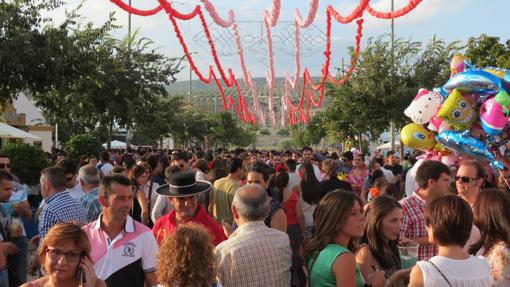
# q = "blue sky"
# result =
<box><xmin>46</xmin><ymin>0</ymin><xmax>510</xmax><ymax>82</ymax></box>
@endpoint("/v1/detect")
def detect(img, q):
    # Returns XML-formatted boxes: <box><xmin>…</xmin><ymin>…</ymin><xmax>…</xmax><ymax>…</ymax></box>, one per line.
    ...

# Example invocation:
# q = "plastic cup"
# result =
<box><xmin>398</xmin><ymin>243</ymin><xmax>419</xmax><ymax>269</ymax></box>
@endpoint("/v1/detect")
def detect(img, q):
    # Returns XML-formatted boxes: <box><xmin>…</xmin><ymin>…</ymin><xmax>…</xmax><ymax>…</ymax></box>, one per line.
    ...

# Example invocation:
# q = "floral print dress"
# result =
<box><xmin>479</xmin><ymin>241</ymin><xmax>510</xmax><ymax>286</ymax></box>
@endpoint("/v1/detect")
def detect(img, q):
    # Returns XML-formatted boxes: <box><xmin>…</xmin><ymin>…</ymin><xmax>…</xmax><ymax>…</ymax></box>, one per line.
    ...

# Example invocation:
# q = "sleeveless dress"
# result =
<box><xmin>308</xmin><ymin>243</ymin><xmax>364</xmax><ymax>287</ymax></box>
<box><xmin>416</xmin><ymin>255</ymin><xmax>491</xmax><ymax>287</ymax></box>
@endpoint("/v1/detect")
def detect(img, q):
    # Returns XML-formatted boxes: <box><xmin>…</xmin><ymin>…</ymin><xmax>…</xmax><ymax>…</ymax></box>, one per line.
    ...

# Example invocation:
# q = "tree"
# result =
<box><xmin>465</xmin><ymin>34</ymin><xmax>510</xmax><ymax>69</ymax></box>
<box><xmin>322</xmin><ymin>35</ymin><xmax>462</xmax><ymax>141</ymax></box>
<box><xmin>0</xmin><ymin>0</ymin><xmax>64</xmax><ymax>102</ymax></box>
<box><xmin>65</xmin><ymin>134</ymin><xmax>102</xmax><ymax>160</ymax></box>
<box><xmin>2</xmin><ymin>141</ymin><xmax>49</xmax><ymax>185</ymax></box>
<box><xmin>32</xmin><ymin>21</ymin><xmax>183</xmax><ymax>147</ymax></box>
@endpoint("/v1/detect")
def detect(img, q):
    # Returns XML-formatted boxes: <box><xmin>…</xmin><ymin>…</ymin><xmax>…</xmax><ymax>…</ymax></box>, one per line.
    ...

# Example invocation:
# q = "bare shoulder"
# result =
<box><xmin>355</xmin><ymin>244</ymin><xmax>374</xmax><ymax>261</ymax></box>
<box><xmin>409</xmin><ymin>264</ymin><xmax>424</xmax><ymax>287</ymax></box>
<box><xmin>20</xmin><ymin>277</ymin><xmax>48</xmax><ymax>287</ymax></box>
<box><xmin>95</xmin><ymin>279</ymin><xmax>107</xmax><ymax>287</ymax></box>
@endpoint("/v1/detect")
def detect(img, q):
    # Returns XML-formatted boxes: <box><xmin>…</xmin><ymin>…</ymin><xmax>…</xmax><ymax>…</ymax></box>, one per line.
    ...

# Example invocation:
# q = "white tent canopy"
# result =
<box><xmin>102</xmin><ymin>140</ymin><xmax>137</xmax><ymax>149</ymax></box>
<box><xmin>376</xmin><ymin>141</ymin><xmax>401</xmax><ymax>150</ymax></box>
<box><xmin>0</xmin><ymin>122</ymin><xmax>41</xmax><ymax>140</ymax></box>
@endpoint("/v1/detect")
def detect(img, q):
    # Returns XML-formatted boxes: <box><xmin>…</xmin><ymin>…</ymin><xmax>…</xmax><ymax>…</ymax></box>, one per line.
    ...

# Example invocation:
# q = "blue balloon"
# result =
<box><xmin>443</xmin><ymin>69</ymin><xmax>504</xmax><ymax>94</ymax></box>
<box><xmin>436</xmin><ymin>130</ymin><xmax>504</xmax><ymax>170</ymax></box>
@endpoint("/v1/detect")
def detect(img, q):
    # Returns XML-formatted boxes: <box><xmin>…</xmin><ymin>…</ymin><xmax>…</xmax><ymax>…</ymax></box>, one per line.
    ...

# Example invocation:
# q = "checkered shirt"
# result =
<box><xmin>214</xmin><ymin>221</ymin><xmax>292</xmax><ymax>287</ymax></box>
<box><xmin>400</xmin><ymin>193</ymin><xmax>437</xmax><ymax>260</ymax></box>
<box><xmin>39</xmin><ymin>191</ymin><xmax>88</xmax><ymax>239</ymax></box>
<box><xmin>81</xmin><ymin>188</ymin><xmax>102</xmax><ymax>223</ymax></box>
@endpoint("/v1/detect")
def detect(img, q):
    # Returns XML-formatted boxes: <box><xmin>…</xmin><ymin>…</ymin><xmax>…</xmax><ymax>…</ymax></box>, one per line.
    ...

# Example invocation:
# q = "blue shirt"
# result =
<box><xmin>39</xmin><ymin>191</ymin><xmax>88</xmax><ymax>239</ymax></box>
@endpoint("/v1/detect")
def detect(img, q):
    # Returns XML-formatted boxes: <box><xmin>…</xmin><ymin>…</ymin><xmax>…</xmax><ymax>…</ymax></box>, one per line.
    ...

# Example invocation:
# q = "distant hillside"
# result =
<box><xmin>166</xmin><ymin>77</ymin><xmax>323</xmax><ymax>95</ymax></box>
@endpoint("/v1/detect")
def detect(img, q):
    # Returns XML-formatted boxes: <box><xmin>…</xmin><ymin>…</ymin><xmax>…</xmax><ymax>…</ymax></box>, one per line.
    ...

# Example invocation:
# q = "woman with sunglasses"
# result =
<box><xmin>22</xmin><ymin>223</ymin><xmax>106</xmax><ymax>287</ymax></box>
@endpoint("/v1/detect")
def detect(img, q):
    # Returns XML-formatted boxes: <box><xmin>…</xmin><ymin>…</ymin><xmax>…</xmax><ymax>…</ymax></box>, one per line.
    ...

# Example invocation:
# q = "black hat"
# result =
<box><xmin>155</xmin><ymin>171</ymin><xmax>211</xmax><ymax>197</ymax></box>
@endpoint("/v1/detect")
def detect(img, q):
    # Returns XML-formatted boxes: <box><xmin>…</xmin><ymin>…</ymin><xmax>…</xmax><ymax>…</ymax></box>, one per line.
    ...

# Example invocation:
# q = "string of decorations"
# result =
<box><xmin>109</xmin><ymin>0</ymin><xmax>423</xmax><ymax>126</ymax></box>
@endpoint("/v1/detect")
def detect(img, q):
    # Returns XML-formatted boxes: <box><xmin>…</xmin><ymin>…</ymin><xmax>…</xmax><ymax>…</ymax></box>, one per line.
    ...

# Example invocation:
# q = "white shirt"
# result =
<box><xmin>66</xmin><ymin>179</ymin><xmax>85</xmax><ymax>200</ymax></box>
<box><xmin>297</xmin><ymin>163</ymin><xmax>323</xmax><ymax>182</ymax></box>
<box><xmin>99</xmin><ymin>162</ymin><xmax>114</xmax><ymax>177</ymax></box>
<box><xmin>380</xmin><ymin>167</ymin><xmax>396</xmax><ymax>184</ymax></box>
<box><xmin>417</xmin><ymin>255</ymin><xmax>491</xmax><ymax>287</ymax></box>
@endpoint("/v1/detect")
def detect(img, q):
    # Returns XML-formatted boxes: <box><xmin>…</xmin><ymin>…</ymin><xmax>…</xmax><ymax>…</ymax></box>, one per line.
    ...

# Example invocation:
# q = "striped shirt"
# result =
<box><xmin>39</xmin><ymin>191</ymin><xmax>88</xmax><ymax>239</ymax></box>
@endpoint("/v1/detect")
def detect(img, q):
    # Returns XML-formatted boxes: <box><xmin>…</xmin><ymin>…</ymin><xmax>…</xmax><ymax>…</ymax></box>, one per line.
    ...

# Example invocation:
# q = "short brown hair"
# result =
<box><xmin>157</xmin><ymin>223</ymin><xmax>216</xmax><ymax>287</ymax></box>
<box><xmin>99</xmin><ymin>175</ymin><xmax>131</xmax><ymax>198</ymax></box>
<box><xmin>321</xmin><ymin>159</ymin><xmax>339</xmax><ymax>178</ymax></box>
<box><xmin>416</xmin><ymin>160</ymin><xmax>450</xmax><ymax>189</ymax></box>
<box><xmin>459</xmin><ymin>160</ymin><xmax>486</xmax><ymax>179</ymax></box>
<box><xmin>425</xmin><ymin>195</ymin><xmax>472</xmax><ymax>247</ymax></box>
<box><xmin>41</xmin><ymin>166</ymin><xmax>66</xmax><ymax>191</ymax></box>
<box><xmin>38</xmin><ymin>222</ymin><xmax>90</xmax><ymax>265</ymax></box>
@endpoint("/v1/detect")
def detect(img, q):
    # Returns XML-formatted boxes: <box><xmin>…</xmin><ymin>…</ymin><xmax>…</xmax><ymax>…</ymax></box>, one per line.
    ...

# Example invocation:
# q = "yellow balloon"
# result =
<box><xmin>401</xmin><ymin>123</ymin><xmax>443</xmax><ymax>151</ymax></box>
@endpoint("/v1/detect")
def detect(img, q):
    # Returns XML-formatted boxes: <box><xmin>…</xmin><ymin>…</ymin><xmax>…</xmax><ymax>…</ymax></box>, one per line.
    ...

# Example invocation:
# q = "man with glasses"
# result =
<box><xmin>455</xmin><ymin>160</ymin><xmax>485</xmax><ymax>207</ymax></box>
<box><xmin>172</xmin><ymin>151</ymin><xmax>192</xmax><ymax>172</ymax></box>
<box><xmin>0</xmin><ymin>155</ymin><xmax>30</xmax><ymax>284</ymax></box>
<box><xmin>83</xmin><ymin>175</ymin><xmax>158</xmax><ymax>287</ymax></box>
<box><xmin>152</xmin><ymin>171</ymin><xmax>226</xmax><ymax>246</ymax></box>
<box><xmin>0</xmin><ymin>171</ymin><xmax>19</xmax><ymax>287</ymax></box>
<box><xmin>455</xmin><ymin>160</ymin><xmax>484</xmax><ymax>251</ymax></box>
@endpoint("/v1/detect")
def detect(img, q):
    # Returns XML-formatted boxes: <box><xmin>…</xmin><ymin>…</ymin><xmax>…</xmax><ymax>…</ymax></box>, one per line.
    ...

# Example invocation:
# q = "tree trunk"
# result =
<box><xmin>107</xmin><ymin>120</ymin><xmax>113</xmax><ymax>150</ymax></box>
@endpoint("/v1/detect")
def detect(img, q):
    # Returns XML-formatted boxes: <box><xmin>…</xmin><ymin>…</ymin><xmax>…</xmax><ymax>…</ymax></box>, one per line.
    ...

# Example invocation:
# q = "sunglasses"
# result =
<box><xmin>0</xmin><ymin>164</ymin><xmax>11</xmax><ymax>169</ymax></box>
<box><xmin>455</xmin><ymin>176</ymin><xmax>480</xmax><ymax>183</ymax></box>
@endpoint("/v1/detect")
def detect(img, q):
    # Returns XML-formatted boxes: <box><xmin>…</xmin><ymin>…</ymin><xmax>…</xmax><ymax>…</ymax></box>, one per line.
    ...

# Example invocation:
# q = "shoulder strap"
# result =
<box><xmin>427</xmin><ymin>260</ymin><xmax>453</xmax><ymax>287</ymax></box>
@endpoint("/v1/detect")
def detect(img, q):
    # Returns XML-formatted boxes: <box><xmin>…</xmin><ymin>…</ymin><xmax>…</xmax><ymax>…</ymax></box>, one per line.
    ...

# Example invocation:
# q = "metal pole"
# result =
<box><xmin>189</xmin><ymin>64</ymin><xmax>192</xmax><ymax>103</ymax></box>
<box><xmin>390</xmin><ymin>0</ymin><xmax>396</xmax><ymax>152</ymax></box>
<box><xmin>126</xmin><ymin>0</ymin><xmax>132</xmax><ymax>149</ymax></box>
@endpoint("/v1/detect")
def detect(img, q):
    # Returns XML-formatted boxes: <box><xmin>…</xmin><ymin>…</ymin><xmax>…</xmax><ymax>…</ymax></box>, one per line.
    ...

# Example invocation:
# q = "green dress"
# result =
<box><xmin>308</xmin><ymin>243</ymin><xmax>365</xmax><ymax>287</ymax></box>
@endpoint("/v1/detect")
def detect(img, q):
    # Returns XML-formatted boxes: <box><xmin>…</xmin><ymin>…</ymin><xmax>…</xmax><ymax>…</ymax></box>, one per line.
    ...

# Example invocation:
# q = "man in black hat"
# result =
<box><xmin>152</xmin><ymin>171</ymin><xmax>226</xmax><ymax>246</ymax></box>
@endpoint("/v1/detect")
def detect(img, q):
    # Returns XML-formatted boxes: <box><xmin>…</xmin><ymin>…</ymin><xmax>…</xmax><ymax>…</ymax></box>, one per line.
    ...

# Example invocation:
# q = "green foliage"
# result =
<box><xmin>276</xmin><ymin>129</ymin><xmax>290</xmax><ymax>137</ymax></box>
<box><xmin>289</xmin><ymin>113</ymin><xmax>327</xmax><ymax>148</ymax></box>
<box><xmin>323</xmin><ymin>35</ymin><xmax>462</xmax><ymax>140</ymax></box>
<box><xmin>465</xmin><ymin>34</ymin><xmax>510</xmax><ymax>69</ymax></box>
<box><xmin>259</xmin><ymin>129</ymin><xmax>271</xmax><ymax>136</ymax></box>
<box><xmin>65</xmin><ymin>134</ymin><xmax>102</xmax><ymax>160</ymax></box>
<box><xmin>279</xmin><ymin>140</ymin><xmax>294</xmax><ymax>150</ymax></box>
<box><xmin>2</xmin><ymin>141</ymin><xmax>49</xmax><ymax>185</ymax></box>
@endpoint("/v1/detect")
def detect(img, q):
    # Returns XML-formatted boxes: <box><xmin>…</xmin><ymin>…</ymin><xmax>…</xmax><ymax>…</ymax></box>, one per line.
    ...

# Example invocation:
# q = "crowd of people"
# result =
<box><xmin>0</xmin><ymin>146</ymin><xmax>507</xmax><ymax>286</ymax></box>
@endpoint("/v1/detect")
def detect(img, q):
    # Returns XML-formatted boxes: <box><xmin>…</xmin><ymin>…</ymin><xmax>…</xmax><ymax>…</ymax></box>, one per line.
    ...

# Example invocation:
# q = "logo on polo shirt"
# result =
<box><xmin>122</xmin><ymin>242</ymin><xmax>136</xmax><ymax>258</ymax></box>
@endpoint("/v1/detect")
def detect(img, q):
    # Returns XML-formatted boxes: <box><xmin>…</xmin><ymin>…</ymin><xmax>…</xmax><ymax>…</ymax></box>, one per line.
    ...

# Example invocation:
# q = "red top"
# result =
<box><xmin>152</xmin><ymin>205</ymin><xmax>227</xmax><ymax>246</ymax></box>
<box><xmin>283</xmin><ymin>191</ymin><xmax>299</xmax><ymax>225</ymax></box>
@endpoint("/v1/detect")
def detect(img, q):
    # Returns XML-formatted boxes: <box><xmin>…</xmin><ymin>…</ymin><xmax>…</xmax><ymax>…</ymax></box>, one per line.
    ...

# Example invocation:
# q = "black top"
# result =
<box><xmin>384</xmin><ymin>164</ymin><xmax>403</xmax><ymax>177</ymax></box>
<box><xmin>319</xmin><ymin>177</ymin><xmax>352</xmax><ymax>199</ymax></box>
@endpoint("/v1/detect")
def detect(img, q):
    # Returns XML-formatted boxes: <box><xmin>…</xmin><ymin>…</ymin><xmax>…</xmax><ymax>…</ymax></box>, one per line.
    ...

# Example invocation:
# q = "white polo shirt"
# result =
<box><xmin>82</xmin><ymin>215</ymin><xmax>158</xmax><ymax>287</ymax></box>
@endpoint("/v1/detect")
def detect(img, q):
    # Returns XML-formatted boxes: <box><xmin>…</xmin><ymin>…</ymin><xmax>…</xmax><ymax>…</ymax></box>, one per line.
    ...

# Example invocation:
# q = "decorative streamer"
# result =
<box><xmin>109</xmin><ymin>0</ymin><xmax>423</xmax><ymax>126</ymax></box>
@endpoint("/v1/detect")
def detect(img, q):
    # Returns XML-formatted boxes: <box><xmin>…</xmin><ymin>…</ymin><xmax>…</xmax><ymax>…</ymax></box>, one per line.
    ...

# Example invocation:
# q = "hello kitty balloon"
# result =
<box><xmin>404</xmin><ymin>89</ymin><xmax>444</xmax><ymax>124</ymax></box>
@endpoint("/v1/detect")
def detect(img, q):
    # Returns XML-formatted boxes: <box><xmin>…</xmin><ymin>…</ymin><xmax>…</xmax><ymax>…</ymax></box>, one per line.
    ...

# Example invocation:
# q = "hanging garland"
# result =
<box><xmin>110</xmin><ymin>0</ymin><xmax>423</xmax><ymax>126</ymax></box>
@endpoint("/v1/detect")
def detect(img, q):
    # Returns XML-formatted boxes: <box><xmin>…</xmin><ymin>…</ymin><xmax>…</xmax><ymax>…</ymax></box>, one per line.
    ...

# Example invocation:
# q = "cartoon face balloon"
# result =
<box><xmin>400</xmin><ymin>123</ymin><xmax>443</xmax><ymax>151</ymax></box>
<box><xmin>480</xmin><ymin>97</ymin><xmax>508</xmax><ymax>136</ymax></box>
<box><xmin>450</xmin><ymin>53</ymin><xmax>467</xmax><ymax>76</ymax></box>
<box><xmin>437</xmin><ymin>89</ymin><xmax>476</xmax><ymax>131</ymax></box>
<box><xmin>404</xmin><ymin>89</ymin><xmax>443</xmax><ymax>124</ymax></box>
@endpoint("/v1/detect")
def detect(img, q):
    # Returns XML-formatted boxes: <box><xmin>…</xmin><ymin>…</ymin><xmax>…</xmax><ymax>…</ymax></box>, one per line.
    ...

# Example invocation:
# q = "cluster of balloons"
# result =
<box><xmin>401</xmin><ymin>53</ymin><xmax>510</xmax><ymax>170</ymax></box>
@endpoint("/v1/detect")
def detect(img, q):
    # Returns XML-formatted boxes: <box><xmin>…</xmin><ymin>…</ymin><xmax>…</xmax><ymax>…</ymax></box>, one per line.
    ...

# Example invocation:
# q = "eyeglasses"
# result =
<box><xmin>455</xmin><ymin>176</ymin><xmax>480</xmax><ymax>183</ymax></box>
<box><xmin>0</xmin><ymin>164</ymin><xmax>11</xmax><ymax>169</ymax></box>
<box><xmin>46</xmin><ymin>248</ymin><xmax>83</xmax><ymax>263</ymax></box>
